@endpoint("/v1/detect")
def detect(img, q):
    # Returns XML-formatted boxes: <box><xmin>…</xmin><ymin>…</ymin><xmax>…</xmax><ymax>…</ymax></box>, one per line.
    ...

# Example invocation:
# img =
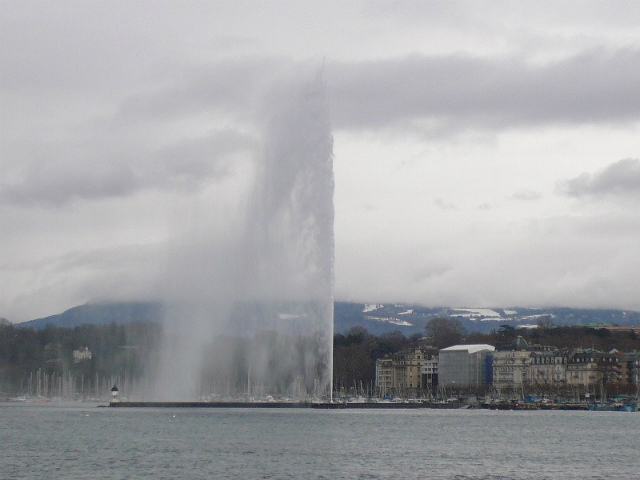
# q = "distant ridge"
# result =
<box><xmin>14</xmin><ymin>302</ymin><xmax>640</xmax><ymax>334</ymax></box>
<box><xmin>18</xmin><ymin>302</ymin><xmax>164</xmax><ymax>330</ymax></box>
<box><xmin>337</xmin><ymin>304</ymin><xmax>640</xmax><ymax>334</ymax></box>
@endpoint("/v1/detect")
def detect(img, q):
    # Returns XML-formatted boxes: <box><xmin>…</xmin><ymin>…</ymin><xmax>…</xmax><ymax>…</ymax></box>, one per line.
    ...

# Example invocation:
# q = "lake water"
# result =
<box><xmin>1</xmin><ymin>403</ymin><xmax>637</xmax><ymax>479</ymax></box>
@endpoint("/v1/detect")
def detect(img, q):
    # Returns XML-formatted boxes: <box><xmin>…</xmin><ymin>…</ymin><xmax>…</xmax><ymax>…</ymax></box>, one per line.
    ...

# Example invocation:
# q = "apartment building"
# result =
<box><xmin>375</xmin><ymin>347</ymin><xmax>438</xmax><ymax>397</ymax></box>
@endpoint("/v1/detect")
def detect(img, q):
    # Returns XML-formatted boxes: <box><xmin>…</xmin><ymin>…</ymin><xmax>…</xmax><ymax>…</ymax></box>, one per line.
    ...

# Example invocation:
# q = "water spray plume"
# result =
<box><xmin>154</xmin><ymin>66</ymin><xmax>334</xmax><ymax>401</ymax></box>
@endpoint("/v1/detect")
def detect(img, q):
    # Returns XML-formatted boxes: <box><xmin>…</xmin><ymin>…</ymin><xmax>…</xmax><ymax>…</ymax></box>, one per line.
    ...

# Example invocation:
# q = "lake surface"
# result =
<box><xmin>1</xmin><ymin>403</ymin><xmax>637</xmax><ymax>479</ymax></box>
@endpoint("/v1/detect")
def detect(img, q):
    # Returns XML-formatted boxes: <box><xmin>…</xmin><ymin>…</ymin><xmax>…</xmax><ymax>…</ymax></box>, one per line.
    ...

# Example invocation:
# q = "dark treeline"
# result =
<box><xmin>0</xmin><ymin>321</ymin><xmax>161</xmax><ymax>398</ymax></box>
<box><xmin>1</xmin><ymin>319</ymin><xmax>639</xmax><ymax>398</ymax></box>
<box><xmin>467</xmin><ymin>323</ymin><xmax>640</xmax><ymax>352</ymax></box>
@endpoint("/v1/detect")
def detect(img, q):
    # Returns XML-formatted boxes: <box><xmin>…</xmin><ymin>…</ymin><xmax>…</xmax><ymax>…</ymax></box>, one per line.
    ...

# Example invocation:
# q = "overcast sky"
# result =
<box><xmin>2</xmin><ymin>1</ymin><xmax>640</xmax><ymax>322</ymax></box>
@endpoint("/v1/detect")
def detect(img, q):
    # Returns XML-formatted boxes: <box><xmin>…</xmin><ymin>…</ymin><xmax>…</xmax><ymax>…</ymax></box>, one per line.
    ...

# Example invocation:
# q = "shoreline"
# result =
<box><xmin>105</xmin><ymin>401</ymin><xmax>592</xmax><ymax>410</ymax></box>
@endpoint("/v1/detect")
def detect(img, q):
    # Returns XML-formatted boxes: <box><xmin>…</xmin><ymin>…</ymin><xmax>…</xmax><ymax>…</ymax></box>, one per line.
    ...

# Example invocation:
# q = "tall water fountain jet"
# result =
<box><xmin>154</xmin><ymin>67</ymin><xmax>334</xmax><ymax>401</ymax></box>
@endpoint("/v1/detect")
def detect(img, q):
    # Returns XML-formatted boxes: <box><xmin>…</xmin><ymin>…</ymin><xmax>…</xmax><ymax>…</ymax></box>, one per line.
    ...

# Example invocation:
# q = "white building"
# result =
<box><xmin>73</xmin><ymin>347</ymin><xmax>92</xmax><ymax>363</ymax></box>
<box><xmin>438</xmin><ymin>344</ymin><xmax>495</xmax><ymax>387</ymax></box>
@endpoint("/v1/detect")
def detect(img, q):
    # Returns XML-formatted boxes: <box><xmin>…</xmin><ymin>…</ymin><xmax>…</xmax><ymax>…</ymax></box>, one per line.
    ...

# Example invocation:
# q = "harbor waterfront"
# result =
<box><xmin>106</xmin><ymin>400</ymin><xmax>596</xmax><ymax>410</ymax></box>
<box><xmin>1</xmin><ymin>402</ymin><xmax>638</xmax><ymax>480</ymax></box>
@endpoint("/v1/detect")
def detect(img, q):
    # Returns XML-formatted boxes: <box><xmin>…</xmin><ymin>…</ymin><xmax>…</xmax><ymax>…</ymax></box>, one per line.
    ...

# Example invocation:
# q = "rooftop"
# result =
<box><xmin>440</xmin><ymin>344</ymin><xmax>495</xmax><ymax>354</ymax></box>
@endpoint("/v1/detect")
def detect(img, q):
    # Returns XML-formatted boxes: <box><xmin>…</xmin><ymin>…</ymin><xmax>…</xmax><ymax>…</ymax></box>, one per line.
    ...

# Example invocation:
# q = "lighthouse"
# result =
<box><xmin>110</xmin><ymin>384</ymin><xmax>119</xmax><ymax>403</ymax></box>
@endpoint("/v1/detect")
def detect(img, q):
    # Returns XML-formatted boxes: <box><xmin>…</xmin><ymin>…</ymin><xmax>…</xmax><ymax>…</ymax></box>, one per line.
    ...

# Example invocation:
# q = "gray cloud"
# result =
<box><xmin>2</xmin><ymin>243</ymin><xmax>166</xmax><ymax>321</ymax></box>
<box><xmin>337</xmin><ymin>209</ymin><xmax>640</xmax><ymax>312</ymax></box>
<box><xmin>327</xmin><ymin>48</ymin><xmax>640</xmax><ymax>134</ymax></box>
<box><xmin>0</xmin><ymin>128</ymin><xmax>255</xmax><ymax>207</ymax></box>
<box><xmin>115</xmin><ymin>59</ymin><xmax>287</xmax><ymax>124</ymax></box>
<box><xmin>559</xmin><ymin>158</ymin><xmax>640</xmax><ymax>199</ymax></box>
<box><xmin>152</xmin><ymin>129</ymin><xmax>257</xmax><ymax>188</ymax></box>
<box><xmin>4</xmin><ymin>45</ymin><xmax>635</xmax><ymax>208</ymax></box>
<box><xmin>511</xmin><ymin>189</ymin><xmax>542</xmax><ymax>201</ymax></box>
<box><xmin>434</xmin><ymin>198</ymin><xmax>458</xmax><ymax>210</ymax></box>
<box><xmin>91</xmin><ymin>46</ymin><xmax>640</xmax><ymax>137</ymax></box>
<box><xmin>0</xmin><ymin>151</ymin><xmax>139</xmax><ymax>206</ymax></box>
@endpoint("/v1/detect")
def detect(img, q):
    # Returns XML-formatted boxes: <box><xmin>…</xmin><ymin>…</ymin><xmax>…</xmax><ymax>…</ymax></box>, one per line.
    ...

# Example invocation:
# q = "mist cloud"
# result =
<box><xmin>559</xmin><ymin>158</ymin><xmax>640</xmax><ymax>199</ymax></box>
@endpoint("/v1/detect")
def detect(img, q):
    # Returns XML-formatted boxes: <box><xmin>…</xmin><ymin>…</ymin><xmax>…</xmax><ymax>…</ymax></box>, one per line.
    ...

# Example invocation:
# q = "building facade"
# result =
<box><xmin>375</xmin><ymin>347</ymin><xmax>438</xmax><ymax>397</ymax></box>
<box><xmin>438</xmin><ymin>344</ymin><xmax>495</xmax><ymax>387</ymax></box>
<box><xmin>377</xmin><ymin>341</ymin><xmax>638</xmax><ymax>398</ymax></box>
<box><xmin>528</xmin><ymin>350</ymin><xmax>567</xmax><ymax>387</ymax></box>
<box><xmin>492</xmin><ymin>344</ymin><xmax>632</xmax><ymax>396</ymax></box>
<box><xmin>565</xmin><ymin>350</ymin><xmax>621</xmax><ymax>388</ymax></box>
<box><xmin>492</xmin><ymin>350</ymin><xmax>532</xmax><ymax>388</ymax></box>
<box><xmin>620</xmin><ymin>352</ymin><xmax>640</xmax><ymax>387</ymax></box>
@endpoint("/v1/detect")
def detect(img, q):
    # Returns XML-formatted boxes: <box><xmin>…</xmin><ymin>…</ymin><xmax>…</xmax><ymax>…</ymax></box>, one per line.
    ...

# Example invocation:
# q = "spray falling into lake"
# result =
<box><xmin>154</xmin><ymin>68</ymin><xmax>334</xmax><ymax>401</ymax></box>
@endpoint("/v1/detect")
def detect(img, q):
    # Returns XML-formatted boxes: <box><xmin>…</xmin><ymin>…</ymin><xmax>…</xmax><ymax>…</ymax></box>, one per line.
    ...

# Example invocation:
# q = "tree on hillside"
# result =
<box><xmin>496</xmin><ymin>324</ymin><xmax>518</xmax><ymax>342</ymax></box>
<box><xmin>537</xmin><ymin>316</ymin><xmax>555</xmax><ymax>329</ymax></box>
<box><xmin>425</xmin><ymin>317</ymin><xmax>466</xmax><ymax>349</ymax></box>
